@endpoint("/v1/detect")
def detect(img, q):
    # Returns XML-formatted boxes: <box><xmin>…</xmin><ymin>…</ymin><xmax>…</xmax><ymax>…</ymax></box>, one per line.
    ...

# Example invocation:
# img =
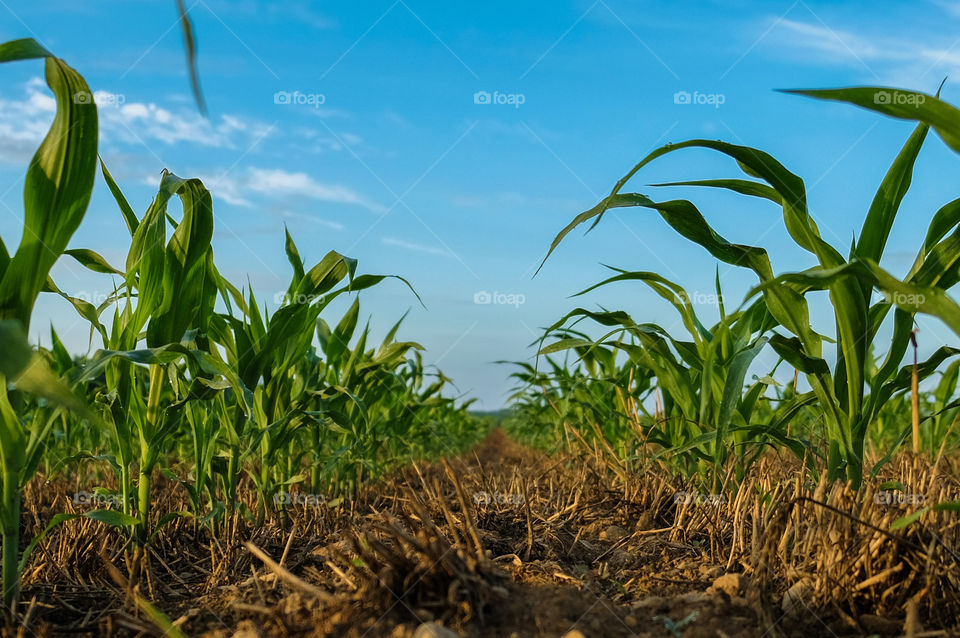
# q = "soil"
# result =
<box><xmin>11</xmin><ymin>429</ymin><xmax>957</xmax><ymax>638</ymax></box>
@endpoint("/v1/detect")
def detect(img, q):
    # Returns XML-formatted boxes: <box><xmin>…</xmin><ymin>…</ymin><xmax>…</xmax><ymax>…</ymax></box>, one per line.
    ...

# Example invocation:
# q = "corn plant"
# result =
<box><xmin>536</xmin><ymin>271</ymin><xmax>816</xmax><ymax>488</ymax></box>
<box><xmin>505</xmin><ymin>336</ymin><xmax>656</xmax><ymax>469</ymax></box>
<box><xmin>0</xmin><ymin>38</ymin><xmax>98</xmax><ymax>608</ymax></box>
<box><xmin>540</xmin><ymin>85</ymin><xmax>960</xmax><ymax>487</ymax></box>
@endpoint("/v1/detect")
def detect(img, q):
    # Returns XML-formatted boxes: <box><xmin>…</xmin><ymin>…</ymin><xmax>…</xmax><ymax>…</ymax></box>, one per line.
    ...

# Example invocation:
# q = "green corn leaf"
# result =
<box><xmin>768</xmin><ymin>334</ymin><xmax>830</xmax><ymax>375</ymax></box>
<box><xmin>0</xmin><ymin>237</ymin><xmax>8</xmax><ymax>282</ymax></box>
<box><xmin>296</xmin><ymin>251</ymin><xmax>358</xmax><ymax>300</ymax></box>
<box><xmin>0</xmin><ymin>39</ymin><xmax>98</xmax><ymax>330</ymax></box>
<box><xmin>854</xmin><ymin>124</ymin><xmax>928</xmax><ymax>263</ymax></box>
<box><xmin>326</xmin><ymin>297</ymin><xmax>360</xmax><ymax>367</ymax></box>
<box><xmin>537</xmin><ymin>193</ymin><xmax>652</xmax><ymax>274</ymax></box>
<box><xmin>650</xmin><ymin>178</ymin><xmax>781</xmax><ymax>204</ymax></box>
<box><xmin>63</xmin><ymin>248</ymin><xmax>124</xmax><ymax>275</ymax></box>
<box><xmin>786</xmin><ymin>87</ymin><xmax>960</xmax><ymax>153</ymax></box>
<box><xmin>100</xmin><ymin>158</ymin><xmax>139</xmax><ymax>236</ymax></box>
<box><xmin>83</xmin><ymin>509</ymin><xmax>140</xmax><ymax>527</ymax></box>
<box><xmin>147</xmin><ymin>175</ymin><xmax>216</xmax><ymax>347</ymax></box>
<box><xmin>0</xmin><ymin>320</ymin><xmax>92</xmax><ymax>419</ymax></box>
<box><xmin>43</xmin><ymin>276</ymin><xmax>108</xmax><ymax>344</ymax></box>
<box><xmin>175</xmin><ymin>0</ymin><xmax>206</xmax><ymax>116</ymax></box>
<box><xmin>284</xmin><ymin>226</ymin><xmax>305</xmax><ymax>294</ymax></box>
<box><xmin>716</xmin><ymin>337</ymin><xmax>769</xmax><ymax>438</ymax></box>
<box><xmin>919</xmin><ymin>198</ymin><xmax>960</xmax><ymax>259</ymax></box>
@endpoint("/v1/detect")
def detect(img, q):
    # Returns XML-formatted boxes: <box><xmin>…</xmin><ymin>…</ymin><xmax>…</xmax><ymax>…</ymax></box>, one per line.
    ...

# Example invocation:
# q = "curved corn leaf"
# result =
<box><xmin>0</xmin><ymin>39</ymin><xmax>98</xmax><ymax>330</ymax></box>
<box><xmin>786</xmin><ymin>87</ymin><xmax>960</xmax><ymax>153</ymax></box>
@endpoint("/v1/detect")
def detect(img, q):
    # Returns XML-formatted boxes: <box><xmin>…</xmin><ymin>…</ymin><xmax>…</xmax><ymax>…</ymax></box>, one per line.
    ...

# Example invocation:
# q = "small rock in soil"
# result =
<box><xmin>708</xmin><ymin>573</ymin><xmax>747</xmax><ymax>597</ymax></box>
<box><xmin>561</xmin><ymin>631</ymin><xmax>587</xmax><ymax>638</ymax></box>
<box><xmin>413</xmin><ymin>622</ymin><xmax>460</xmax><ymax>638</ymax></box>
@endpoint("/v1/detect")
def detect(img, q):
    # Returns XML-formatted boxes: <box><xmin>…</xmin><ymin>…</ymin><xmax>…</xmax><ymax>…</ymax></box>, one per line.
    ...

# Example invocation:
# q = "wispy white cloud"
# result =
<box><xmin>278</xmin><ymin>210</ymin><xmax>345</xmax><ymax>231</ymax></box>
<box><xmin>181</xmin><ymin>167</ymin><xmax>384</xmax><ymax>213</ymax></box>
<box><xmin>930</xmin><ymin>0</ymin><xmax>960</xmax><ymax>18</ymax></box>
<box><xmin>244</xmin><ymin>168</ymin><xmax>384</xmax><ymax>212</ymax></box>
<box><xmin>0</xmin><ymin>78</ymin><xmax>274</xmax><ymax>166</ymax></box>
<box><xmin>0</xmin><ymin>78</ymin><xmax>57</xmax><ymax>164</ymax></box>
<box><xmin>99</xmin><ymin>94</ymin><xmax>274</xmax><ymax>149</ymax></box>
<box><xmin>771</xmin><ymin>17</ymin><xmax>960</xmax><ymax>86</ymax></box>
<box><xmin>381</xmin><ymin>237</ymin><xmax>453</xmax><ymax>258</ymax></box>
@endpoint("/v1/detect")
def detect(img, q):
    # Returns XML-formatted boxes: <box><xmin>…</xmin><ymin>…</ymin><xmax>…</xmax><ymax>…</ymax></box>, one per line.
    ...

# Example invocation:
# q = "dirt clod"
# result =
<box><xmin>708</xmin><ymin>573</ymin><xmax>746</xmax><ymax>597</ymax></box>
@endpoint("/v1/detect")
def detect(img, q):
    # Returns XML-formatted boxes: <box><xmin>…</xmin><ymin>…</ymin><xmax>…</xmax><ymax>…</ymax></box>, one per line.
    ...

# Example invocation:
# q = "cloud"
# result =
<box><xmin>99</xmin><ymin>94</ymin><xmax>273</xmax><ymax>150</ymax></box>
<box><xmin>771</xmin><ymin>17</ymin><xmax>960</xmax><ymax>85</ymax></box>
<box><xmin>0</xmin><ymin>78</ymin><xmax>57</xmax><ymax>164</ymax></box>
<box><xmin>930</xmin><ymin>0</ymin><xmax>960</xmax><ymax>18</ymax></box>
<box><xmin>381</xmin><ymin>237</ymin><xmax>453</xmax><ymax>258</ymax></box>
<box><xmin>291</xmin><ymin>126</ymin><xmax>361</xmax><ymax>153</ymax></box>
<box><xmin>190</xmin><ymin>167</ymin><xmax>384</xmax><ymax>213</ymax></box>
<box><xmin>0</xmin><ymin>78</ymin><xmax>273</xmax><ymax>166</ymax></box>
<box><xmin>245</xmin><ymin>168</ymin><xmax>385</xmax><ymax>212</ymax></box>
<box><xmin>278</xmin><ymin>210</ymin><xmax>344</xmax><ymax>230</ymax></box>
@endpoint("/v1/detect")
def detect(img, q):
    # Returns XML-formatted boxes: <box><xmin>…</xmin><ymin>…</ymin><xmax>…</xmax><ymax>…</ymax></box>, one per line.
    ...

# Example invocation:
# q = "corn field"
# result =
<box><xmin>0</xmin><ymin>39</ymin><xmax>481</xmax><ymax>611</ymax></box>
<box><xmin>511</xmin><ymin>83</ymin><xmax>960</xmax><ymax>513</ymax></box>
<box><xmin>1</xmin><ymin>20</ymin><xmax>960</xmax><ymax>638</ymax></box>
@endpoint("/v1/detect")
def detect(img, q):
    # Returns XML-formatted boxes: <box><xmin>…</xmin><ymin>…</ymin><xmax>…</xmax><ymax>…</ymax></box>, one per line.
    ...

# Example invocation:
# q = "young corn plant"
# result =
<box><xmin>540</xmin><ymin>85</ymin><xmax>960</xmax><ymax>487</ymax></box>
<box><xmin>505</xmin><ymin>337</ymin><xmax>656</xmax><ymax>472</ymax></box>
<box><xmin>67</xmin><ymin>170</ymin><xmax>225</xmax><ymax>543</ymax></box>
<box><xmin>0</xmin><ymin>39</ymin><xmax>98</xmax><ymax>608</ymax></box>
<box><xmin>538</xmin><ymin>271</ymin><xmax>809</xmax><ymax>488</ymax></box>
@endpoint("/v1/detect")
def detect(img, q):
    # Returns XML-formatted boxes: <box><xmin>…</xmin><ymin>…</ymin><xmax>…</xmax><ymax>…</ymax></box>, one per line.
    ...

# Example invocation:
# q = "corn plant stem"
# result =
<box><xmin>912</xmin><ymin>335</ymin><xmax>920</xmax><ymax>455</ymax></box>
<box><xmin>138</xmin><ymin>364</ymin><xmax>165</xmax><ymax>543</ymax></box>
<box><xmin>137</xmin><ymin>470</ymin><xmax>150</xmax><ymax>543</ymax></box>
<box><xmin>121</xmin><ymin>464</ymin><xmax>131</xmax><ymax>518</ymax></box>
<box><xmin>1</xmin><ymin>467</ymin><xmax>19</xmax><ymax>610</ymax></box>
<box><xmin>226</xmin><ymin>447</ymin><xmax>238</xmax><ymax>514</ymax></box>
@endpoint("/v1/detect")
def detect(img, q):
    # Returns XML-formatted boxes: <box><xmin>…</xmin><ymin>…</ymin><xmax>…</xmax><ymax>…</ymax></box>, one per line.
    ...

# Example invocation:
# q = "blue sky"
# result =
<box><xmin>2</xmin><ymin>0</ymin><xmax>960</xmax><ymax>408</ymax></box>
